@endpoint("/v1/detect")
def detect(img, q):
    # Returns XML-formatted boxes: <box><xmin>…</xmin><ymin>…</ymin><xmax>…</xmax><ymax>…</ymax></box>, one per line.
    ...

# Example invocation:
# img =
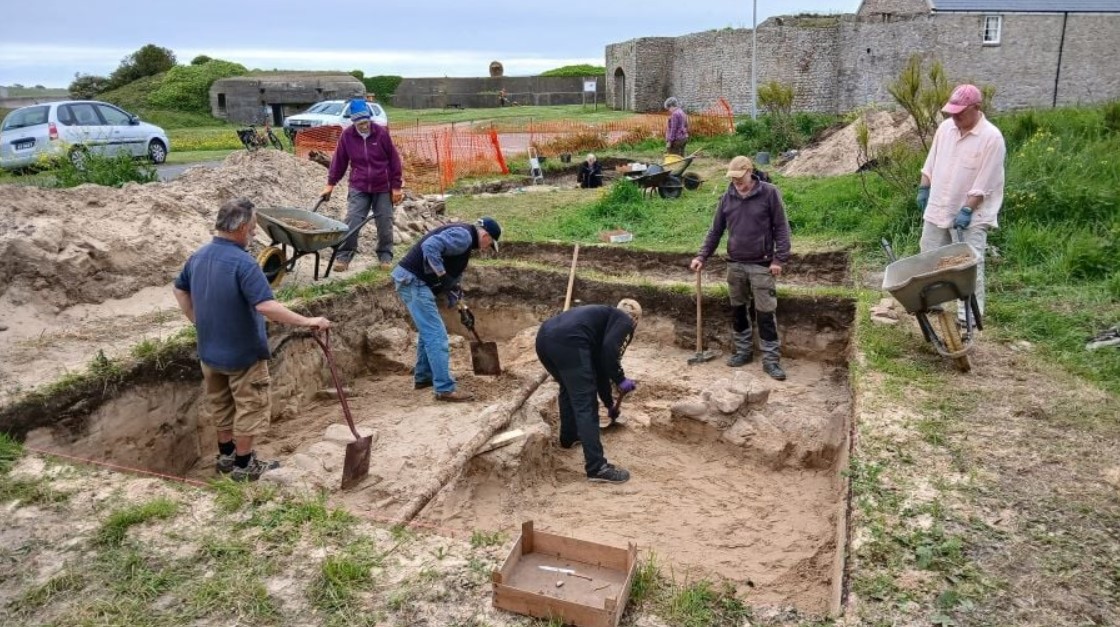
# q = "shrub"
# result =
<box><xmin>887</xmin><ymin>55</ymin><xmax>951</xmax><ymax>150</ymax></box>
<box><xmin>540</xmin><ymin>64</ymin><xmax>606</xmax><ymax>77</ymax></box>
<box><xmin>361</xmin><ymin>75</ymin><xmax>402</xmax><ymax>99</ymax></box>
<box><xmin>53</xmin><ymin>151</ymin><xmax>158</xmax><ymax>188</ymax></box>
<box><xmin>147</xmin><ymin>60</ymin><xmax>248</xmax><ymax>114</ymax></box>
<box><xmin>1104</xmin><ymin>100</ymin><xmax>1120</xmax><ymax>134</ymax></box>
<box><xmin>107</xmin><ymin>44</ymin><xmax>176</xmax><ymax>90</ymax></box>
<box><xmin>68</xmin><ymin>73</ymin><xmax>111</xmax><ymax>99</ymax></box>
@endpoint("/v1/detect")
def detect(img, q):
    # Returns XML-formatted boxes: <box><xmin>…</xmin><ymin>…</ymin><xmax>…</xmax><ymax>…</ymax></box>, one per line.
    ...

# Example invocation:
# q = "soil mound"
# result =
<box><xmin>0</xmin><ymin>150</ymin><xmax>447</xmax><ymax>312</ymax></box>
<box><xmin>781</xmin><ymin>109</ymin><xmax>918</xmax><ymax>177</ymax></box>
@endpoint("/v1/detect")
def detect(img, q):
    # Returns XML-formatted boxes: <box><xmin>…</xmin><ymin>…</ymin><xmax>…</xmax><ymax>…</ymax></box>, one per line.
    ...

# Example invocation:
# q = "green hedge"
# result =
<box><xmin>147</xmin><ymin>60</ymin><xmax>248</xmax><ymax>114</ymax></box>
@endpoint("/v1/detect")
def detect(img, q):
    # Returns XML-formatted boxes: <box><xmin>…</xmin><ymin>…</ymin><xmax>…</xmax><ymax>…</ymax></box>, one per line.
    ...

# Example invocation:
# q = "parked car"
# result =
<box><xmin>282</xmin><ymin>100</ymin><xmax>388</xmax><ymax>135</ymax></box>
<box><xmin>0</xmin><ymin>100</ymin><xmax>171</xmax><ymax>171</ymax></box>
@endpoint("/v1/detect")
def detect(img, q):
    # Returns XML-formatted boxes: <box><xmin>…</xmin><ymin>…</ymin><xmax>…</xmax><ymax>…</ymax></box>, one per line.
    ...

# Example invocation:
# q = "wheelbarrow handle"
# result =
<box><xmin>881</xmin><ymin>238</ymin><xmax>897</xmax><ymax>263</ymax></box>
<box><xmin>311</xmin><ymin>198</ymin><xmax>327</xmax><ymax>213</ymax></box>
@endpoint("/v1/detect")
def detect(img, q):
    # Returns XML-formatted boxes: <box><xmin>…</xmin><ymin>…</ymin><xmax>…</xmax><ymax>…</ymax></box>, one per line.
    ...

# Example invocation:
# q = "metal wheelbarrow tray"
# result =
<box><xmin>255</xmin><ymin>207</ymin><xmax>371</xmax><ymax>285</ymax></box>
<box><xmin>882</xmin><ymin>242</ymin><xmax>979</xmax><ymax>314</ymax></box>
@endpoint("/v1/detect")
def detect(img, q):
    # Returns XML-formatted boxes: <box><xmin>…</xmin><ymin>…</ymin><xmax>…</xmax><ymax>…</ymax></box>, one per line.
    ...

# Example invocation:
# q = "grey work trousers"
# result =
<box><xmin>337</xmin><ymin>189</ymin><xmax>394</xmax><ymax>264</ymax></box>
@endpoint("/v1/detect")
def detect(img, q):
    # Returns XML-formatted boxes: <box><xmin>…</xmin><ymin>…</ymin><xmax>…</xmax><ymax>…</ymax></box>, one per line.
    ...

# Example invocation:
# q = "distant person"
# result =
<box><xmin>173</xmin><ymin>198</ymin><xmax>332</xmax><ymax>482</ymax></box>
<box><xmin>577</xmin><ymin>153</ymin><xmax>603</xmax><ymax>189</ymax></box>
<box><xmin>916</xmin><ymin>84</ymin><xmax>1006</xmax><ymax>327</ymax></box>
<box><xmin>664</xmin><ymin>96</ymin><xmax>689</xmax><ymax>156</ymax></box>
<box><xmin>690</xmin><ymin>156</ymin><xmax>791</xmax><ymax>381</ymax></box>
<box><xmin>535</xmin><ymin>300</ymin><xmax>642</xmax><ymax>484</ymax></box>
<box><xmin>320</xmin><ymin>98</ymin><xmax>403</xmax><ymax>272</ymax></box>
<box><xmin>260</xmin><ymin>102</ymin><xmax>272</xmax><ymax>126</ymax></box>
<box><xmin>390</xmin><ymin>217</ymin><xmax>503</xmax><ymax>402</ymax></box>
<box><xmin>499</xmin><ymin>88</ymin><xmax>508</xmax><ymax>107</ymax></box>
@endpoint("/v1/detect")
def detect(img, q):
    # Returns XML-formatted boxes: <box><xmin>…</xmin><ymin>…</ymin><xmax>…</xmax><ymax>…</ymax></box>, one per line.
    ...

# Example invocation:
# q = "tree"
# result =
<box><xmin>190</xmin><ymin>55</ymin><xmax>213</xmax><ymax>66</ymax></box>
<box><xmin>758</xmin><ymin>81</ymin><xmax>797</xmax><ymax>152</ymax></box>
<box><xmin>887</xmin><ymin>55</ymin><xmax>951</xmax><ymax>151</ymax></box>
<box><xmin>108</xmin><ymin>44</ymin><xmax>177</xmax><ymax>89</ymax></box>
<box><xmin>69</xmin><ymin>73</ymin><xmax>111</xmax><ymax>99</ymax></box>
<box><xmin>350</xmin><ymin>69</ymin><xmax>365</xmax><ymax>80</ymax></box>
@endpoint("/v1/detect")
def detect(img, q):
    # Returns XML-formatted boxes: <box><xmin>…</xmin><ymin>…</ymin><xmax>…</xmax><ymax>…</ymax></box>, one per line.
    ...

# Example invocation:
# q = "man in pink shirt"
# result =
<box><xmin>917</xmin><ymin>84</ymin><xmax>1006</xmax><ymax>327</ymax></box>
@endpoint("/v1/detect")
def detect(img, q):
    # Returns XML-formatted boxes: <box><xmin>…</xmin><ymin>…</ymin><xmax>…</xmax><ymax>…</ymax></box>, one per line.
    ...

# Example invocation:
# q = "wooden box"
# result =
<box><xmin>492</xmin><ymin>521</ymin><xmax>638</xmax><ymax>627</ymax></box>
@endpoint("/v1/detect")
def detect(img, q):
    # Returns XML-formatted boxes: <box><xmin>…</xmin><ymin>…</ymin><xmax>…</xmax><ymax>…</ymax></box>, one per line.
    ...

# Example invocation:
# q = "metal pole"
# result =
<box><xmin>751</xmin><ymin>0</ymin><xmax>758</xmax><ymax>120</ymax></box>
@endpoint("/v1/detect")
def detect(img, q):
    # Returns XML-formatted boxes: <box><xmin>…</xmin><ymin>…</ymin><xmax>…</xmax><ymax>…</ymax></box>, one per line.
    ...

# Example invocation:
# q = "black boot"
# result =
<box><xmin>763</xmin><ymin>361</ymin><xmax>787</xmax><ymax>381</ymax></box>
<box><xmin>726</xmin><ymin>330</ymin><xmax>753</xmax><ymax>367</ymax></box>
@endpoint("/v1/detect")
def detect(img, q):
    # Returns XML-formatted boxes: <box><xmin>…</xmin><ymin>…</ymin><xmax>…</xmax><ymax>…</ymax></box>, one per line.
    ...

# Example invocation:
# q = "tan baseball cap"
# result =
<box><xmin>725</xmin><ymin>155</ymin><xmax>754</xmax><ymax>178</ymax></box>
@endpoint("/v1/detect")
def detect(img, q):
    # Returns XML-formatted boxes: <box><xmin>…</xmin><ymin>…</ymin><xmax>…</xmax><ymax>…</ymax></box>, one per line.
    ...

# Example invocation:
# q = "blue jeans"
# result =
<box><xmin>394</xmin><ymin>278</ymin><xmax>456</xmax><ymax>393</ymax></box>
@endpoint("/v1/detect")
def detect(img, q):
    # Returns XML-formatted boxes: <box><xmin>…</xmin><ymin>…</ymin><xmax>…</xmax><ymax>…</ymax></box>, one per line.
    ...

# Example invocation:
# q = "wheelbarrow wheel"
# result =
<box><xmin>657</xmin><ymin>175</ymin><xmax>683</xmax><ymax>199</ymax></box>
<box><xmin>257</xmin><ymin>246</ymin><xmax>287</xmax><ymax>288</ymax></box>
<box><xmin>936</xmin><ymin>308</ymin><xmax>971</xmax><ymax>372</ymax></box>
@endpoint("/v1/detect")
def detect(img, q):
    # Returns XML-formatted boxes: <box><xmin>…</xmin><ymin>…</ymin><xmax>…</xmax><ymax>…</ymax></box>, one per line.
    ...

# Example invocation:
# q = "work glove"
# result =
<box><xmin>446</xmin><ymin>285</ymin><xmax>464</xmax><ymax>309</ymax></box>
<box><xmin>617</xmin><ymin>378</ymin><xmax>637</xmax><ymax>395</ymax></box>
<box><xmin>458</xmin><ymin>305</ymin><xmax>476</xmax><ymax>330</ymax></box>
<box><xmin>953</xmin><ymin>207</ymin><xmax>973</xmax><ymax>230</ymax></box>
<box><xmin>916</xmin><ymin>185</ymin><xmax>930</xmax><ymax>210</ymax></box>
<box><xmin>319</xmin><ymin>184</ymin><xmax>334</xmax><ymax>202</ymax></box>
<box><xmin>607</xmin><ymin>405</ymin><xmax>621</xmax><ymax>421</ymax></box>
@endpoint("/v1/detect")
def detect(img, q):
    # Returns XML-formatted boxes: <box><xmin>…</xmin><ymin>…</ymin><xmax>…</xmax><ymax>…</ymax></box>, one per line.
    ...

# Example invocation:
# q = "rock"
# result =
<box><xmin>721</xmin><ymin>416</ymin><xmax>757</xmax><ymax>447</ymax></box>
<box><xmin>365</xmin><ymin>327</ymin><xmax>410</xmax><ymax>352</ymax></box>
<box><xmin>307</xmin><ymin>441</ymin><xmax>347</xmax><ymax>472</ymax></box>
<box><xmin>710</xmin><ymin>388</ymin><xmax>746</xmax><ymax>414</ymax></box>
<box><xmin>670</xmin><ymin>399</ymin><xmax>708</xmax><ymax>419</ymax></box>
<box><xmin>0</xmin><ymin>325</ymin><xmax>7</xmax><ymax>332</ymax></box>
<box><xmin>323</xmin><ymin>423</ymin><xmax>364</xmax><ymax>444</ymax></box>
<box><xmin>871</xmin><ymin>314</ymin><xmax>899</xmax><ymax>326</ymax></box>
<box><xmin>287</xmin><ymin>452</ymin><xmax>326</xmax><ymax>474</ymax></box>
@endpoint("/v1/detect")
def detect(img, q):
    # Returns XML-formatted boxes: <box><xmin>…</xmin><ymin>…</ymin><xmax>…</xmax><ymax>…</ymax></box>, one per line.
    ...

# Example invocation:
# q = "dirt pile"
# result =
<box><xmin>0</xmin><ymin>150</ymin><xmax>449</xmax><ymax>313</ymax></box>
<box><xmin>781</xmin><ymin>109</ymin><xmax>918</xmax><ymax>177</ymax></box>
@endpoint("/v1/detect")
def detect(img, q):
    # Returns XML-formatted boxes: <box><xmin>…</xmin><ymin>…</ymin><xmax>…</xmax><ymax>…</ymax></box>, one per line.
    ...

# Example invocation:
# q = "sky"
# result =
<box><xmin>0</xmin><ymin>0</ymin><xmax>859</xmax><ymax>87</ymax></box>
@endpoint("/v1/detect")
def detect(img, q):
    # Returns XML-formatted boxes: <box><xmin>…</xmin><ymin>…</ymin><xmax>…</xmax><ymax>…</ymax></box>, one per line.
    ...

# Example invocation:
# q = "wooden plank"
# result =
<box><xmin>495</xmin><ymin>534</ymin><xmax>523</xmax><ymax>583</ymax></box>
<box><xmin>494</xmin><ymin>584</ymin><xmax>612</xmax><ymax>627</ymax></box>
<box><xmin>533</xmin><ymin>530</ymin><xmax>631</xmax><ymax>572</ymax></box>
<box><xmin>611</xmin><ymin>545</ymin><xmax>639</xmax><ymax>626</ymax></box>
<box><xmin>522</xmin><ymin>520</ymin><xmax>534</xmax><ymax>554</ymax></box>
<box><xmin>474</xmin><ymin>428</ymin><xmax>525</xmax><ymax>455</ymax></box>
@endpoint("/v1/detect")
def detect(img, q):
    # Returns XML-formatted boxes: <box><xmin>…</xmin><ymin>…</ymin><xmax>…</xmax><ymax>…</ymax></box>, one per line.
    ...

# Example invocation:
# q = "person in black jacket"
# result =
<box><xmin>577</xmin><ymin>153</ymin><xmax>603</xmax><ymax>189</ymax></box>
<box><xmin>534</xmin><ymin>299</ymin><xmax>641</xmax><ymax>484</ymax></box>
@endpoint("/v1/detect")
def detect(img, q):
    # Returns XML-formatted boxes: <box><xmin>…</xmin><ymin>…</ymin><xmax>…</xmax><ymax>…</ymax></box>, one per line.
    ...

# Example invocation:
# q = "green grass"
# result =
<box><xmin>164</xmin><ymin>149</ymin><xmax>235</xmax><ymax>164</ymax></box>
<box><xmin>96</xmin><ymin>498</ymin><xmax>180</xmax><ymax>547</ymax></box>
<box><xmin>168</xmin><ymin>126</ymin><xmax>247</xmax><ymax>151</ymax></box>
<box><xmin>383</xmin><ymin>103</ymin><xmax>636</xmax><ymax>127</ymax></box>
<box><xmin>468</xmin><ymin>529</ymin><xmax>506</xmax><ymax>548</ymax></box>
<box><xmin>0</xmin><ymin>432</ymin><xmax>21</xmax><ymax>475</ymax></box>
<box><xmin>244</xmin><ymin>492</ymin><xmax>357</xmax><ymax>545</ymax></box>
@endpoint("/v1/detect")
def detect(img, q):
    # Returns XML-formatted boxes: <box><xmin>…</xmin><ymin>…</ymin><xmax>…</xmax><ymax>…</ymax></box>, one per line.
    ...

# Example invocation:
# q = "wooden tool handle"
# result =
<box><xmin>564</xmin><ymin>243</ymin><xmax>580</xmax><ymax>312</ymax></box>
<box><xmin>695</xmin><ymin>270</ymin><xmax>703</xmax><ymax>353</ymax></box>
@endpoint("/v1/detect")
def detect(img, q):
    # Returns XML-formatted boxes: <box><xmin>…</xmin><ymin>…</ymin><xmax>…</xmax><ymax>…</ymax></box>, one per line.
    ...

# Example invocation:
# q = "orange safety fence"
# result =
<box><xmin>294</xmin><ymin>98</ymin><xmax>735</xmax><ymax>194</ymax></box>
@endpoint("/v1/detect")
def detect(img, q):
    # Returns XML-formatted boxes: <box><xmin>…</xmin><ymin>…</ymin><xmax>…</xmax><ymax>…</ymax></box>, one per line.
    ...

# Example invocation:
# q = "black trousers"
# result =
<box><xmin>534</xmin><ymin>332</ymin><xmax>608</xmax><ymax>476</ymax></box>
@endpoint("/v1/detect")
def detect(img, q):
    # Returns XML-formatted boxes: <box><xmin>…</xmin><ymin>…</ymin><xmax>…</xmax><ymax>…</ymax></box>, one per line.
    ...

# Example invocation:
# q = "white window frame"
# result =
<box><xmin>983</xmin><ymin>15</ymin><xmax>1002</xmax><ymax>45</ymax></box>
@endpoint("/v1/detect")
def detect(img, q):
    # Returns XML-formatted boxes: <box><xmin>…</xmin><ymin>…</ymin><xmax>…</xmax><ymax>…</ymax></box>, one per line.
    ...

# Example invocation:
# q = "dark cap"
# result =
<box><xmin>476</xmin><ymin>217</ymin><xmax>502</xmax><ymax>253</ymax></box>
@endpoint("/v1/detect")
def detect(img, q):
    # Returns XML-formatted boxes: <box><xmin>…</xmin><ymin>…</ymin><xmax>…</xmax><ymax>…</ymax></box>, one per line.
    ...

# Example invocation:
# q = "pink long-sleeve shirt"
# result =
<box><xmin>921</xmin><ymin>115</ymin><xmax>1006</xmax><ymax>229</ymax></box>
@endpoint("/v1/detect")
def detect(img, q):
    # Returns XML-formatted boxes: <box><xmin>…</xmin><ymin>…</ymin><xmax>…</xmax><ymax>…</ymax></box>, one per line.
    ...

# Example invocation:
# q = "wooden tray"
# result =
<box><xmin>492</xmin><ymin>521</ymin><xmax>638</xmax><ymax>627</ymax></box>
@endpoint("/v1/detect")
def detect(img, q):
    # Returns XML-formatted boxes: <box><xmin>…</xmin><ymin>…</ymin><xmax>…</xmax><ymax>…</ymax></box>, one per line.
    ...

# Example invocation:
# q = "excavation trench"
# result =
<box><xmin>4</xmin><ymin>261</ymin><xmax>855</xmax><ymax>615</ymax></box>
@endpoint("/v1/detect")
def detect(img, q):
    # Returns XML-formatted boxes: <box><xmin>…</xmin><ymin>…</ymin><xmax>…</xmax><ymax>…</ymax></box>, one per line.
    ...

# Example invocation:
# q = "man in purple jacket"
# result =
<box><xmin>664</xmin><ymin>97</ymin><xmax>689</xmax><ymax>156</ymax></box>
<box><xmin>690</xmin><ymin>156</ymin><xmax>791</xmax><ymax>381</ymax></box>
<box><xmin>320</xmin><ymin>99</ymin><xmax>403</xmax><ymax>272</ymax></box>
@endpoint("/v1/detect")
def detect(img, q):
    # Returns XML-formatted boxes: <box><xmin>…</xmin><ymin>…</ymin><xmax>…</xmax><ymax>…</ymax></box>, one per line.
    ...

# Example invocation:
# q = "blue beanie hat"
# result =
<box><xmin>349</xmin><ymin>99</ymin><xmax>371</xmax><ymax>121</ymax></box>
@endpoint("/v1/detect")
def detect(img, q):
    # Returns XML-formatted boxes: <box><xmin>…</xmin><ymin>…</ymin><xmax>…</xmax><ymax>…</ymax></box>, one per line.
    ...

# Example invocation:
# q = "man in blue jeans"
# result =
<box><xmin>174</xmin><ymin>198</ymin><xmax>332</xmax><ymax>482</ymax></box>
<box><xmin>390</xmin><ymin>217</ymin><xmax>502</xmax><ymax>402</ymax></box>
<box><xmin>534</xmin><ymin>300</ymin><xmax>641</xmax><ymax>484</ymax></box>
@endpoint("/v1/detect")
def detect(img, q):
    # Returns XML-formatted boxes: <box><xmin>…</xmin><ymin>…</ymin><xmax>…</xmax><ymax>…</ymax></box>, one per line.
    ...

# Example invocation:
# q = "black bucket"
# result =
<box><xmin>682</xmin><ymin>172</ymin><xmax>703</xmax><ymax>190</ymax></box>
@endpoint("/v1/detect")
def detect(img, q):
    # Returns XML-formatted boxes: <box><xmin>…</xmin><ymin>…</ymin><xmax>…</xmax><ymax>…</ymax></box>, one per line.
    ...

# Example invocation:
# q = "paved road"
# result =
<box><xmin>156</xmin><ymin>160</ymin><xmax>223</xmax><ymax>182</ymax></box>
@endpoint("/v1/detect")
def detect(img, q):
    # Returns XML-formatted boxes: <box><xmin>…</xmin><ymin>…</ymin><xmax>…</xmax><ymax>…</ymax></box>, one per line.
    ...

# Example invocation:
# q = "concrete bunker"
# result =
<box><xmin>3</xmin><ymin>254</ymin><xmax>855</xmax><ymax>615</ymax></box>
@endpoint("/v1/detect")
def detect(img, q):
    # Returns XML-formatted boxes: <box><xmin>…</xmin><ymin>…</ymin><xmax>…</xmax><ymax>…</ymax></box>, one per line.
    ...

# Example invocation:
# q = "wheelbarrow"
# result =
<box><xmin>255</xmin><ymin>200</ymin><xmax>376</xmax><ymax>287</ymax></box>
<box><xmin>881</xmin><ymin>238</ymin><xmax>983</xmax><ymax>372</ymax></box>
<box><xmin>625</xmin><ymin>151</ymin><xmax>699</xmax><ymax>199</ymax></box>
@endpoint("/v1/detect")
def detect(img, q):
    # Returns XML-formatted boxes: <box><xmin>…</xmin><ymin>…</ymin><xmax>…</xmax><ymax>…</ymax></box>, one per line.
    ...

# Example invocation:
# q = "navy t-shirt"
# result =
<box><xmin>174</xmin><ymin>237</ymin><xmax>275</xmax><ymax>371</ymax></box>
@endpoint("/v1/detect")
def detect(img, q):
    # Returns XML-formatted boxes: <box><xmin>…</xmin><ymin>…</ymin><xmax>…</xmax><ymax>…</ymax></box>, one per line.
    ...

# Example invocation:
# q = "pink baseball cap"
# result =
<box><xmin>942</xmin><ymin>84</ymin><xmax>982</xmax><ymax>114</ymax></box>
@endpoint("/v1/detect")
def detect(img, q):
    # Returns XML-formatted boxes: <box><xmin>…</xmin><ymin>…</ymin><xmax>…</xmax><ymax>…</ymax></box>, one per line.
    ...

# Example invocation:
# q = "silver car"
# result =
<box><xmin>0</xmin><ymin>100</ymin><xmax>171</xmax><ymax>170</ymax></box>
<box><xmin>282</xmin><ymin>100</ymin><xmax>388</xmax><ymax>134</ymax></box>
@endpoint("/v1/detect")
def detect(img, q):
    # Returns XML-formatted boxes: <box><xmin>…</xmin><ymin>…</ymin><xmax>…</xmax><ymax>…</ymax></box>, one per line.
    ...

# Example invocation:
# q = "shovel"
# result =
<box><xmin>459</xmin><ymin>305</ymin><xmax>502</xmax><ymax>375</ymax></box>
<box><xmin>688</xmin><ymin>270</ymin><xmax>719</xmax><ymax>364</ymax></box>
<box><xmin>311</xmin><ymin>329</ymin><xmax>372</xmax><ymax>490</ymax></box>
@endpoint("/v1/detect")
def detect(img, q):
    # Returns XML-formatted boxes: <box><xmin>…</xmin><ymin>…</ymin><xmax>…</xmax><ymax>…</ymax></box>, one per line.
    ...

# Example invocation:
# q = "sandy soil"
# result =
<box><xmin>781</xmin><ymin>109</ymin><xmax>918</xmax><ymax>177</ymax></box>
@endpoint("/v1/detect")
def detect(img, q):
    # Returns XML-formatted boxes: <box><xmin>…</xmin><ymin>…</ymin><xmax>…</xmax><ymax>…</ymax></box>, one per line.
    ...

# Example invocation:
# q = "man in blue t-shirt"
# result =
<box><xmin>174</xmin><ymin>198</ymin><xmax>331</xmax><ymax>482</ymax></box>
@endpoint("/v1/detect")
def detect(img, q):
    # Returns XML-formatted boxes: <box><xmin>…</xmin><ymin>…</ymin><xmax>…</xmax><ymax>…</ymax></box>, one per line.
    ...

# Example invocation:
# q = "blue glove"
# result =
<box><xmin>447</xmin><ymin>286</ymin><xmax>463</xmax><ymax>308</ymax></box>
<box><xmin>618</xmin><ymin>378</ymin><xmax>636</xmax><ymax>395</ymax></box>
<box><xmin>916</xmin><ymin>186</ymin><xmax>930</xmax><ymax>210</ymax></box>
<box><xmin>953</xmin><ymin>207</ymin><xmax>973</xmax><ymax>230</ymax></box>
<box><xmin>608</xmin><ymin>406</ymin><xmax>621</xmax><ymax>420</ymax></box>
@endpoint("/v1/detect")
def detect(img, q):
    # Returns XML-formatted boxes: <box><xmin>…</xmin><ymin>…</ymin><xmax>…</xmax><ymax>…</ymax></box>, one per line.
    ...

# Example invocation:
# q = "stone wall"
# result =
<box><xmin>391</xmin><ymin>76</ymin><xmax>605</xmax><ymax>109</ymax></box>
<box><xmin>607</xmin><ymin>9</ymin><xmax>1120</xmax><ymax>113</ymax></box>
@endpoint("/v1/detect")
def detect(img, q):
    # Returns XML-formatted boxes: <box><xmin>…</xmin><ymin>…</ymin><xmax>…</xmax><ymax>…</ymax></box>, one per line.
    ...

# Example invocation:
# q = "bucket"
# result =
<box><xmin>754</xmin><ymin>151</ymin><xmax>770</xmax><ymax>165</ymax></box>
<box><xmin>682</xmin><ymin>172</ymin><xmax>703</xmax><ymax>190</ymax></box>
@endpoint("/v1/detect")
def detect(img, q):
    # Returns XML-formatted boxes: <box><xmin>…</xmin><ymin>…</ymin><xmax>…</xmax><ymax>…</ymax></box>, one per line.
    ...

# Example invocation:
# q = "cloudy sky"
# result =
<box><xmin>1</xmin><ymin>0</ymin><xmax>858</xmax><ymax>87</ymax></box>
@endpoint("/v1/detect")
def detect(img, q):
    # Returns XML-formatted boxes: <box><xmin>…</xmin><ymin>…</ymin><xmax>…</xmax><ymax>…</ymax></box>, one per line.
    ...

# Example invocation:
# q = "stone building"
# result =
<box><xmin>209</xmin><ymin>73</ymin><xmax>365</xmax><ymax>125</ymax></box>
<box><xmin>606</xmin><ymin>0</ymin><xmax>1120</xmax><ymax>113</ymax></box>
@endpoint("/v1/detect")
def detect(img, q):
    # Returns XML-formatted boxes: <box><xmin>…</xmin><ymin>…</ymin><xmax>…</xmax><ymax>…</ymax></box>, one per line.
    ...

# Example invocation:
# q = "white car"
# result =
<box><xmin>0</xmin><ymin>100</ymin><xmax>170</xmax><ymax>170</ymax></box>
<box><xmin>282</xmin><ymin>100</ymin><xmax>388</xmax><ymax>135</ymax></box>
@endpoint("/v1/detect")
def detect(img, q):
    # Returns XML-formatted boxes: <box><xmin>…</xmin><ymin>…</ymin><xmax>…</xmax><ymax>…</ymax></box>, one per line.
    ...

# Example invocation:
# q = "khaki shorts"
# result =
<box><xmin>201</xmin><ymin>360</ymin><xmax>271</xmax><ymax>438</ymax></box>
<box><xmin>727</xmin><ymin>262</ymin><xmax>778</xmax><ymax>312</ymax></box>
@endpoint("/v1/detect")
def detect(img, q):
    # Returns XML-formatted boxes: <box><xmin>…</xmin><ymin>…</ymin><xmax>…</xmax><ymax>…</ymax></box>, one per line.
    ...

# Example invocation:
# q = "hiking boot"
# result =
<box><xmin>215</xmin><ymin>453</ymin><xmax>235</xmax><ymax>475</ymax></box>
<box><xmin>414</xmin><ymin>380</ymin><xmax>433</xmax><ymax>390</ymax></box>
<box><xmin>333</xmin><ymin>260</ymin><xmax>350</xmax><ymax>272</ymax></box>
<box><xmin>763</xmin><ymin>362</ymin><xmax>787</xmax><ymax>381</ymax></box>
<box><xmin>435</xmin><ymin>389</ymin><xmax>475</xmax><ymax>402</ymax></box>
<box><xmin>230</xmin><ymin>453</ymin><xmax>280</xmax><ymax>483</ymax></box>
<box><xmin>588</xmin><ymin>464</ymin><xmax>630</xmax><ymax>484</ymax></box>
<box><xmin>726</xmin><ymin>351</ymin><xmax>753</xmax><ymax>367</ymax></box>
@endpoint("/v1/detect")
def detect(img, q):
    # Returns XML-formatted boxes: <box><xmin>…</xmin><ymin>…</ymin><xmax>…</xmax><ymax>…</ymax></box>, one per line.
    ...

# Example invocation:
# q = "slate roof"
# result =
<box><xmin>931</xmin><ymin>0</ymin><xmax>1120</xmax><ymax>12</ymax></box>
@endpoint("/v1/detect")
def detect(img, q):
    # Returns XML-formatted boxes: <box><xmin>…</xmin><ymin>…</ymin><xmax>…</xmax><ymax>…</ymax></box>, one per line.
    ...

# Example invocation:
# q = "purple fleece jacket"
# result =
<box><xmin>697</xmin><ymin>178</ymin><xmax>791</xmax><ymax>266</ymax></box>
<box><xmin>327</xmin><ymin>124</ymin><xmax>403</xmax><ymax>193</ymax></box>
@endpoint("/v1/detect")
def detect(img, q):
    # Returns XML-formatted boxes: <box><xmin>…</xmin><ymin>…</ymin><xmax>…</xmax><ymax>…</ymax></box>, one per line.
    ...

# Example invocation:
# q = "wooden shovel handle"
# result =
<box><xmin>564</xmin><ymin>243</ymin><xmax>580</xmax><ymax>312</ymax></box>
<box><xmin>695</xmin><ymin>270</ymin><xmax>703</xmax><ymax>353</ymax></box>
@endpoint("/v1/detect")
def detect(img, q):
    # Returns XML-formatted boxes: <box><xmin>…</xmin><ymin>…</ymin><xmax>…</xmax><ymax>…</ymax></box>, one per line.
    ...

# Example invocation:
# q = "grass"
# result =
<box><xmin>243</xmin><ymin>492</ymin><xmax>357</xmax><ymax>545</ymax></box>
<box><xmin>96</xmin><ymin>498</ymin><xmax>180</xmax><ymax>547</ymax></box>
<box><xmin>164</xmin><ymin>148</ymin><xmax>235</xmax><ymax>164</ymax></box>
<box><xmin>383</xmin><ymin>103</ymin><xmax>636</xmax><ymax>127</ymax></box>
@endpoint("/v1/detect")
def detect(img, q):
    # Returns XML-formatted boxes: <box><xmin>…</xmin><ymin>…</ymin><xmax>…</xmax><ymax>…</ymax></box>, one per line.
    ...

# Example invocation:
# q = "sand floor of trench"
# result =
<box><xmin>189</xmin><ymin>316</ymin><xmax>849</xmax><ymax>613</ymax></box>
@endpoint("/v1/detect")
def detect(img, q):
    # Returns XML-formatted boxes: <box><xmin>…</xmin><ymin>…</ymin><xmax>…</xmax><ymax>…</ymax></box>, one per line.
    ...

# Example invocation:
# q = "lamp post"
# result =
<box><xmin>751</xmin><ymin>0</ymin><xmax>758</xmax><ymax>120</ymax></box>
